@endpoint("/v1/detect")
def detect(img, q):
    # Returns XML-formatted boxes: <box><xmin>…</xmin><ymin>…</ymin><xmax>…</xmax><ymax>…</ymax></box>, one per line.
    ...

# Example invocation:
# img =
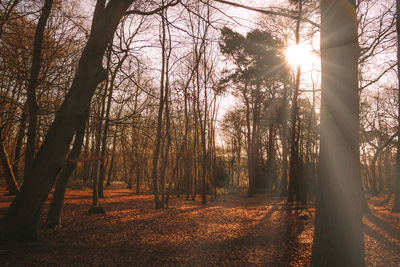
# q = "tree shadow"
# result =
<box><xmin>366</xmin><ymin>214</ymin><xmax>400</xmax><ymax>242</ymax></box>
<box><xmin>269</xmin><ymin>203</ymin><xmax>311</xmax><ymax>266</ymax></box>
<box><xmin>2</xmin><ymin>192</ymin><xmax>315</xmax><ymax>266</ymax></box>
<box><xmin>363</xmin><ymin>223</ymin><xmax>400</xmax><ymax>254</ymax></box>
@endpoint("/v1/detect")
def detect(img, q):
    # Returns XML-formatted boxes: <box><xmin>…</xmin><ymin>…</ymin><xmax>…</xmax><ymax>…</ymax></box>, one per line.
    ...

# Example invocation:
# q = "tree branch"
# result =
<box><xmin>212</xmin><ymin>0</ymin><xmax>320</xmax><ymax>28</ymax></box>
<box><xmin>125</xmin><ymin>0</ymin><xmax>180</xmax><ymax>16</ymax></box>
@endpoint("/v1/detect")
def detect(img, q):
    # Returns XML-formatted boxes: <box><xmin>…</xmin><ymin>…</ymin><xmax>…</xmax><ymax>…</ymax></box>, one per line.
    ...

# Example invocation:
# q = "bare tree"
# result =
<box><xmin>393</xmin><ymin>0</ymin><xmax>400</xmax><ymax>213</ymax></box>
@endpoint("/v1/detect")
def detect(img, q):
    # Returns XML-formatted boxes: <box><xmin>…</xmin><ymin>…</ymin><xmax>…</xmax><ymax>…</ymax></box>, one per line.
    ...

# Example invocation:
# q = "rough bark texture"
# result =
<box><xmin>311</xmin><ymin>0</ymin><xmax>365</xmax><ymax>266</ymax></box>
<box><xmin>24</xmin><ymin>0</ymin><xmax>53</xmax><ymax>180</ymax></box>
<box><xmin>279</xmin><ymin>85</ymin><xmax>289</xmax><ymax>196</ymax></box>
<box><xmin>0</xmin><ymin>127</ymin><xmax>19</xmax><ymax>195</ymax></box>
<box><xmin>393</xmin><ymin>0</ymin><xmax>400</xmax><ymax>213</ymax></box>
<box><xmin>46</xmin><ymin>112</ymin><xmax>88</xmax><ymax>229</ymax></box>
<box><xmin>12</xmin><ymin>109</ymin><xmax>27</xmax><ymax>179</ymax></box>
<box><xmin>151</xmin><ymin>27</ymin><xmax>165</xmax><ymax>209</ymax></box>
<box><xmin>0</xmin><ymin>0</ymin><xmax>134</xmax><ymax>241</ymax></box>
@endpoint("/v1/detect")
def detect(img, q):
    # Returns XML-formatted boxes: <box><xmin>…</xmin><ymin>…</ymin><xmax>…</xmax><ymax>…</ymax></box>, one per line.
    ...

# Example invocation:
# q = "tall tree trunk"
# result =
<box><xmin>12</xmin><ymin>109</ymin><xmax>27</xmax><ymax>180</ymax></box>
<box><xmin>192</xmin><ymin>74</ymin><xmax>198</xmax><ymax>201</ymax></box>
<box><xmin>393</xmin><ymin>0</ymin><xmax>400</xmax><ymax>213</ymax></box>
<box><xmin>160</xmin><ymin>60</ymin><xmax>171</xmax><ymax>207</ymax></box>
<box><xmin>244</xmin><ymin>88</ymin><xmax>254</xmax><ymax>196</ymax></box>
<box><xmin>198</xmin><ymin>49</ymin><xmax>208</xmax><ymax>205</ymax></box>
<box><xmin>279</xmin><ymin>85</ymin><xmax>289</xmax><ymax>196</ymax></box>
<box><xmin>46</xmin><ymin>111</ymin><xmax>88</xmax><ymax>229</ymax></box>
<box><xmin>151</xmin><ymin>5</ymin><xmax>168</xmax><ymax>209</ymax></box>
<box><xmin>0</xmin><ymin>0</ymin><xmax>134</xmax><ymax>241</ymax></box>
<box><xmin>0</xmin><ymin>127</ymin><xmax>19</xmax><ymax>195</ymax></box>
<box><xmin>24</xmin><ymin>0</ymin><xmax>53</xmax><ymax>180</ymax></box>
<box><xmin>97</xmin><ymin>47</ymin><xmax>112</xmax><ymax>199</ymax></box>
<box><xmin>99</xmin><ymin>48</ymin><xmax>127</xmax><ymax>195</ymax></box>
<box><xmin>311</xmin><ymin>0</ymin><xmax>365</xmax><ymax>266</ymax></box>
<box><xmin>184</xmin><ymin>85</ymin><xmax>191</xmax><ymax>200</ymax></box>
<box><xmin>288</xmin><ymin>0</ymin><xmax>302</xmax><ymax>203</ymax></box>
<box><xmin>252</xmin><ymin>84</ymin><xmax>262</xmax><ymax>192</ymax></box>
<box><xmin>82</xmin><ymin>119</ymin><xmax>91</xmax><ymax>183</ymax></box>
<box><xmin>107</xmin><ymin>129</ymin><xmax>117</xmax><ymax>186</ymax></box>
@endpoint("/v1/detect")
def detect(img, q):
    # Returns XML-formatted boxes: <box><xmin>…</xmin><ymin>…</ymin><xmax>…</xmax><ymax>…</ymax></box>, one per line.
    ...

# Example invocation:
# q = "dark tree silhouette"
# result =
<box><xmin>393</xmin><ymin>0</ymin><xmax>400</xmax><ymax>213</ymax></box>
<box><xmin>311</xmin><ymin>0</ymin><xmax>365</xmax><ymax>265</ymax></box>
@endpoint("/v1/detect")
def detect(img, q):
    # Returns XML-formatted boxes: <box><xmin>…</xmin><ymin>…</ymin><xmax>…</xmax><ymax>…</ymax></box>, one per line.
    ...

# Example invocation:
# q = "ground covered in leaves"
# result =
<box><xmin>0</xmin><ymin>185</ymin><xmax>399</xmax><ymax>266</ymax></box>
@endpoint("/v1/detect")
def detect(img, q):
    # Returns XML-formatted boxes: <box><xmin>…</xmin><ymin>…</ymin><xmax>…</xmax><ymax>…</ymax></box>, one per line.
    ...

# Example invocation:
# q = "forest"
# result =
<box><xmin>0</xmin><ymin>0</ymin><xmax>399</xmax><ymax>266</ymax></box>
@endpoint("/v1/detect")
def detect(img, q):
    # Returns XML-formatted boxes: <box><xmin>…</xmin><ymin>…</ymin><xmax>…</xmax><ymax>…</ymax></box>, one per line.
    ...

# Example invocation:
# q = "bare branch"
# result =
<box><xmin>125</xmin><ymin>0</ymin><xmax>180</xmax><ymax>16</ymax></box>
<box><xmin>211</xmin><ymin>0</ymin><xmax>320</xmax><ymax>28</ymax></box>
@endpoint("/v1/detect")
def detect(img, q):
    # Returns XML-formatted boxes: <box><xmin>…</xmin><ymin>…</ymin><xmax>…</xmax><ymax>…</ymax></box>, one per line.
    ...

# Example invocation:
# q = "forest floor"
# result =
<box><xmin>0</xmin><ymin>185</ymin><xmax>399</xmax><ymax>266</ymax></box>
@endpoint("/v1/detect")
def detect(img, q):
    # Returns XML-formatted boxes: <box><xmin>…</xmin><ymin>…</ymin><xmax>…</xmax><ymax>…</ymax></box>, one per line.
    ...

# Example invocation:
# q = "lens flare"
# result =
<box><xmin>285</xmin><ymin>43</ymin><xmax>314</xmax><ymax>69</ymax></box>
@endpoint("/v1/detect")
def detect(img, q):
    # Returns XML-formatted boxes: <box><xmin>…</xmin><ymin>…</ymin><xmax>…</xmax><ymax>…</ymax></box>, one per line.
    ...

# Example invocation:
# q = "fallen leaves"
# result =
<box><xmin>0</xmin><ymin>186</ymin><xmax>399</xmax><ymax>266</ymax></box>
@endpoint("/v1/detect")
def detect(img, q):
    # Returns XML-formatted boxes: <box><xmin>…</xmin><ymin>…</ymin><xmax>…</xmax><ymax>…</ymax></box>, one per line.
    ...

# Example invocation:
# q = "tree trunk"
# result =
<box><xmin>279</xmin><ymin>85</ymin><xmax>289</xmax><ymax>196</ymax></box>
<box><xmin>199</xmin><ymin>59</ymin><xmax>207</xmax><ymax>205</ymax></box>
<box><xmin>393</xmin><ymin>0</ymin><xmax>400</xmax><ymax>213</ymax></box>
<box><xmin>46</xmin><ymin>112</ymin><xmax>88</xmax><ymax>229</ymax></box>
<box><xmin>311</xmin><ymin>0</ymin><xmax>365</xmax><ymax>266</ymax></box>
<box><xmin>97</xmin><ymin>47</ymin><xmax>112</xmax><ymax>199</ymax></box>
<box><xmin>0</xmin><ymin>0</ymin><xmax>134</xmax><ymax>241</ymax></box>
<box><xmin>252</xmin><ymin>85</ymin><xmax>262</xmax><ymax>192</ymax></box>
<box><xmin>0</xmin><ymin>127</ymin><xmax>19</xmax><ymax>195</ymax></box>
<box><xmin>107</xmin><ymin>108</ymin><xmax>122</xmax><ymax>186</ymax></box>
<box><xmin>106</xmin><ymin>137</ymin><xmax>116</xmax><ymax>186</ymax></box>
<box><xmin>288</xmin><ymin>0</ymin><xmax>302</xmax><ymax>203</ymax></box>
<box><xmin>244</xmin><ymin>88</ymin><xmax>254</xmax><ymax>196</ymax></box>
<box><xmin>82</xmin><ymin>119</ymin><xmax>91</xmax><ymax>183</ymax></box>
<box><xmin>151</xmin><ymin>11</ymin><xmax>167</xmax><ymax>209</ymax></box>
<box><xmin>12</xmin><ymin>109</ymin><xmax>27</xmax><ymax>180</ymax></box>
<box><xmin>24</xmin><ymin>0</ymin><xmax>53</xmax><ymax>180</ymax></box>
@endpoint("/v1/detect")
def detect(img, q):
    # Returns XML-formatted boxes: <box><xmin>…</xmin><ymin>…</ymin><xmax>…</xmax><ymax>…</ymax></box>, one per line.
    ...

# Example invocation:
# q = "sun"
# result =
<box><xmin>285</xmin><ymin>43</ymin><xmax>314</xmax><ymax>69</ymax></box>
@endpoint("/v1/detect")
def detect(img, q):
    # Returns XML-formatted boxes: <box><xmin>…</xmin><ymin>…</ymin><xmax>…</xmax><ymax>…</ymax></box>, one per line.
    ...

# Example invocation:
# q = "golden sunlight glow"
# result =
<box><xmin>285</xmin><ymin>43</ymin><xmax>314</xmax><ymax>69</ymax></box>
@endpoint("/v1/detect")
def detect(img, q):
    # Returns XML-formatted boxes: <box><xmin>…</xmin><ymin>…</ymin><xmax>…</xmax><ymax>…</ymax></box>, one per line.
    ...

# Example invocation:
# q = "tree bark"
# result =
<box><xmin>0</xmin><ymin>127</ymin><xmax>19</xmax><ymax>195</ymax></box>
<box><xmin>12</xmin><ymin>109</ymin><xmax>27</xmax><ymax>180</ymax></box>
<box><xmin>24</xmin><ymin>0</ymin><xmax>53</xmax><ymax>180</ymax></box>
<box><xmin>96</xmin><ymin>48</ymin><xmax>111</xmax><ymax>199</ymax></box>
<box><xmin>311</xmin><ymin>0</ymin><xmax>365</xmax><ymax>266</ymax></box>
<box><xmin>279</xmin><ymin>85</ymin><xmax>289</xmax><ymax>196</ymax></box>
<box><xmin>82</xmin><ymin>118</ymin><xmax>91</xmax><ymax>183</ymax></box>
<box><xmin>46</xmin><ymin>111</ymin><xmax>88</xmax><ymax>229</ymax></box>
<box><xmin>151</xmin><ymin>7</ymin><xmax>167</xmax><ymax>209</ymax></box>
<box><xmin>0</xmin><ymin>0</ymin><xmax>134</xmax><ymax>241</ymax></box>
<box><xmin>288</xmin><ymin>0</ymin><xmax>302</xmax><ymax>203</ymax></box>
<box><xmin>393</xmin><ymin>0</ymin><xmax>400</xmax><ymax>213</ymax></box>
<box><xmin>244</xmin><ymin>88</ymin><xmax>254</xmax><ymax>196</ymax></box>
<box><xmin>106</xmin><ymin>130</ymin><xmax>117</xmax><ymax>186</ymax></box>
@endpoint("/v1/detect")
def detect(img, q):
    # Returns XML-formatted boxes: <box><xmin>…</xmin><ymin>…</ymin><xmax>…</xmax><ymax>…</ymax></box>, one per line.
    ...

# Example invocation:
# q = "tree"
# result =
<box><xmin>24</xmin><ymin>0</ymin><xmax>54</xmax><ymax>180</ymax></box>
<box><xmin>393</xmin><ymin>0</ymin><xmax>400</xmax><ymax>213</ymax></box>
<box><xmin>0</xmin><ymin>0</ymin><xmax>135</xmax><ymax>241</ymax></box>
<box><xmin>0</xmin><ymin>125</ymin><xmax>19</xmax><ymax>195</ymax></box>
<box><xmin>0</xmin><ymin>0</ymin><xmax>20</xmax><ymax>39</ymax></box>
<box><xmin>0</xmin><ymin>0</ymin><xmax>181</xmax><ymax>241</ymax></box>
<box><xmin>221</xmin><ymin>108</ymin><xmax>244</xmax><ymax>187</ymax></box>
<box><xmin>46</xmin><ymin>110</ymin><xmax>88</xmax><ymax>228</ymax></box>
<box><xmin>219</xmin><ymin>27</ymin><xmax>288</xmax><ymax>195</ymax></box>
<box><xmin>311</xmin><ymin>0</ymin><xmax>365</xmax><ymax>265</ymax></box>
<box><xmin>288</xmin><ymin>0</ymin><xmax>303</xmax><ymax>203</ymax></box>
